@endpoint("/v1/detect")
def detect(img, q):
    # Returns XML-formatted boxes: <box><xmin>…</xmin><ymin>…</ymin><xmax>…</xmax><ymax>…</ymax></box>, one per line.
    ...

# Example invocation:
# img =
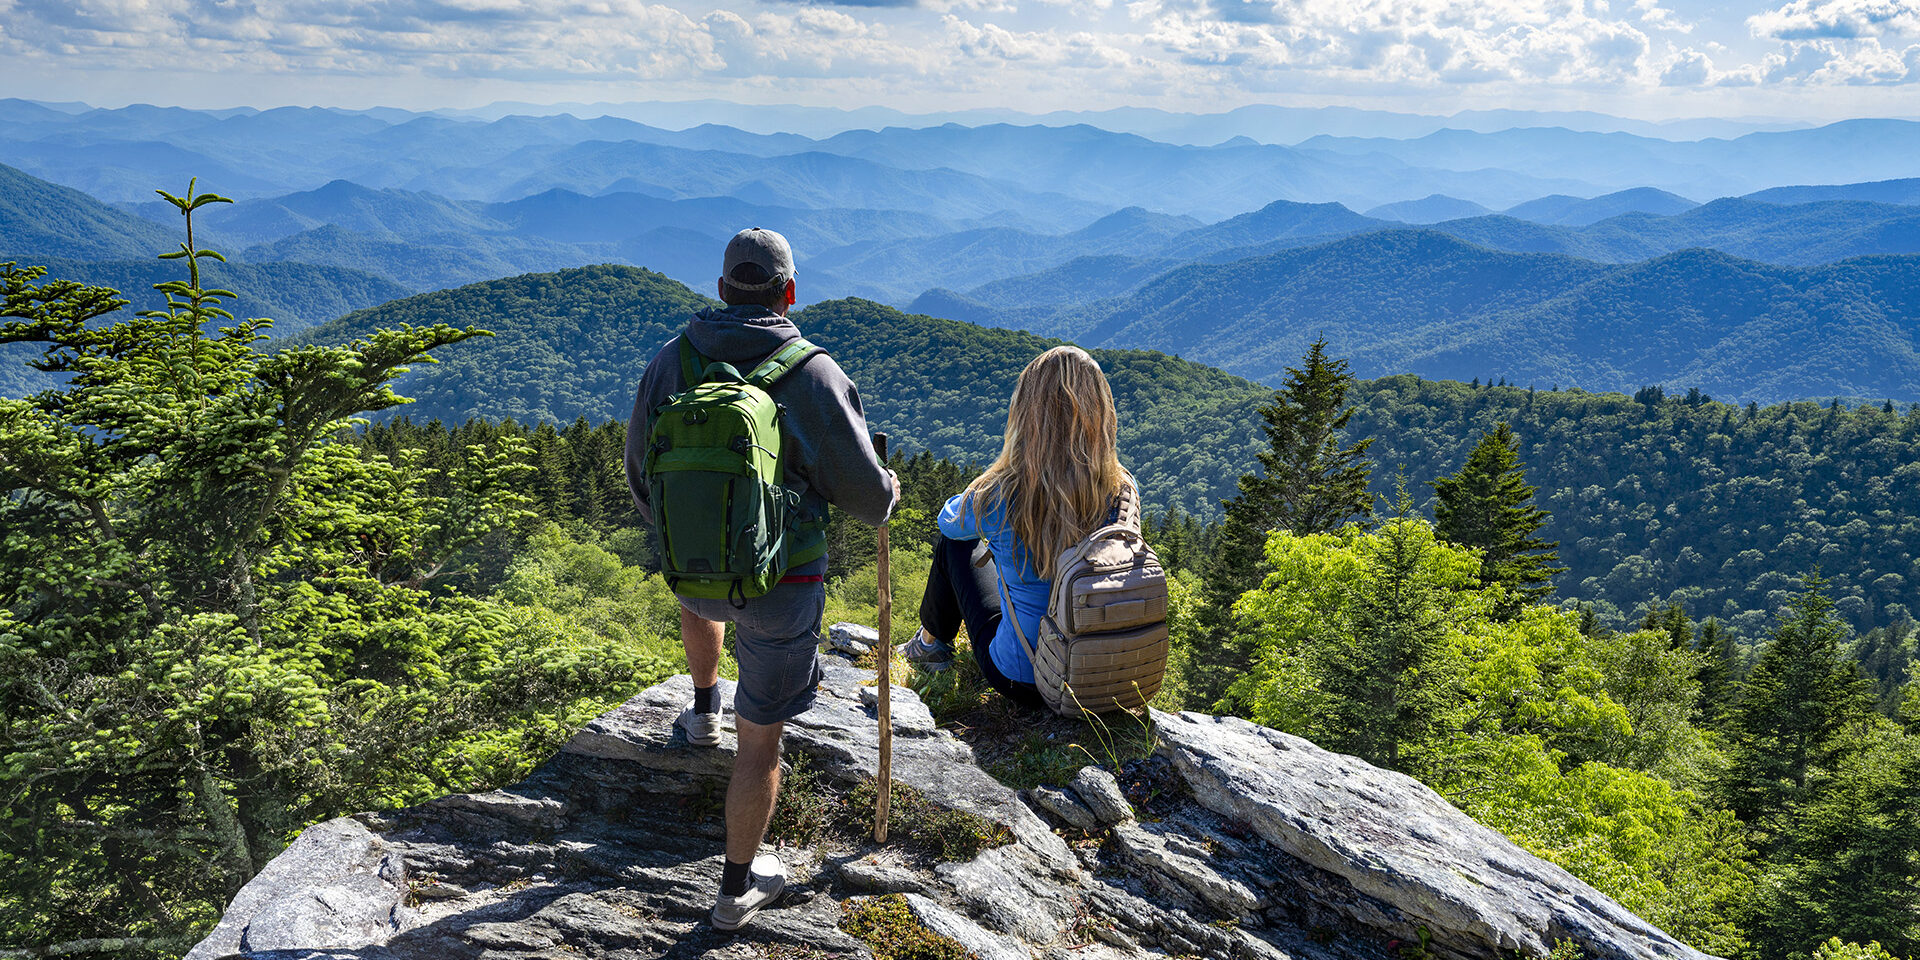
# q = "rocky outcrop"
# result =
<box><xmin>189</xmin><ymin>662</ymin><xmax>1719</xmax><ymax>960</ymax></box>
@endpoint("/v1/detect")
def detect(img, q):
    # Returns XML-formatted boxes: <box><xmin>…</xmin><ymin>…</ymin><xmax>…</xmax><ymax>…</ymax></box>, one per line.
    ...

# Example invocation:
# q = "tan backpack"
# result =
<box><xmin>1003</xmin><ymin>477</ymin><xmax>1169</xmax><ymax>716</ymax></box>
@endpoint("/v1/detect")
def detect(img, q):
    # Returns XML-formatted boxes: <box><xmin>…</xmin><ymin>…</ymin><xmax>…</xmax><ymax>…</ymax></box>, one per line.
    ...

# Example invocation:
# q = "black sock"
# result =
<box><xmin>694</xmin><ymin>683</ymin><xmax>718</xmax><ymax>714</ymax></box>
<box><xmin>721</xmin><ymin>858</ymin><xmax>752</xmax><ymax>896</ymax></box>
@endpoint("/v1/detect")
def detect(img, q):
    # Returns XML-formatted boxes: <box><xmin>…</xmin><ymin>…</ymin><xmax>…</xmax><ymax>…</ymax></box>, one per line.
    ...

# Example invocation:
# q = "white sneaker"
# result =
<box><xmin>675</xmin><ymin>703</ymin><xmax>725</xmax><ymax>747</ymax></box>
<box><xmin>711</xmin><ymin>853</ymin><xmax>786</xmax><ymax>930</ymax></box>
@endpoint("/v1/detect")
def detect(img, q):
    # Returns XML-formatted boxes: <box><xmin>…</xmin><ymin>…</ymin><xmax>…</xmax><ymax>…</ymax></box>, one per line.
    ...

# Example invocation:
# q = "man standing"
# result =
<box><xmin>624</xmin><ymin>227</ymin><xmax>896</xmax><ymax>930</ymax></box>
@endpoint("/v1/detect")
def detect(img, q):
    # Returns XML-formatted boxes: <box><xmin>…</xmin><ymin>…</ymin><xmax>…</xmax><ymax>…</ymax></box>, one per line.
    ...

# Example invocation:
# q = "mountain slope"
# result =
<box><xmin>2</xmin><ymin>255</ymin><xmax>410</xmax><ymax>398</ymax></box>
<box><xmin>1746</xmin><ymin>178</ymin><xmax>1920</xmax><ymax>206</ymax></box>
<box><xmin>0</xmin><ymin>162</ymin><xmax>178</xmax><ymax>260</ymax></box>
<box><xmin>1041</xmin><ymin>230</ymin><xmax>1920</xmax><ymax>402</ymax></box>
<box><xmin>1503</xmin><ymin>188</ymin><xmax>1697</xmax><ymax>225</ymax></box>
<box><xmin>296</xmin><ymin>265</ymin><xmax>1270</xmax><ymax>518</ymax></box>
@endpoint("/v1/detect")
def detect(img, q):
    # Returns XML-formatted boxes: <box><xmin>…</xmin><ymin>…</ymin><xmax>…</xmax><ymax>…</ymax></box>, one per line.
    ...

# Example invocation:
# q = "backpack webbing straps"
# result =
<box><xmin>746</xmin><ymin>337</ymin><xmax>821</xmax><ymax>388</ymax></box>
<box><xmin>680</xmin><ymin>335</ymin><xmax>819</xmax><ymax>388</ymax></box>
<box><xmin>678</xmin><ymin>337</ymin><xmax>706</xmax><ymax>385</ymax></box>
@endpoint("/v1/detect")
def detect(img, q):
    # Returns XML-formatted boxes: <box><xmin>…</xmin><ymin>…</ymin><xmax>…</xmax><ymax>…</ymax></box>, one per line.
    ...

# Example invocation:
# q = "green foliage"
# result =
<box><xmin>0</xmin><ymin>197</ymin><xmax>674</xmax><ymax>952</ymax></box>
<box><xmin>1720</xmin><ymin>576</ymin><xmax>1875</xmax><ymax>842</ymax></box>
<box><xmin>1431</xmin><ymin>422</ymin><xmax>1564</xmax><ymax>609</ymax></box>
<box><xmin>1310</xmin><ymin>512</ymin><xmax>1455</xmax><ymax>771</ymax></box>
<box><xmin>1743</xmin><ymin>720</ymin><xmax>1920</xmax><ymax>960</ymax></box>
<box><xmin>1348</xmin><ymin>376</ymin><xmax>1920</xmax><ymax>644</ymax></box>
<box><xmin>840</xmin><ymin>894</ymin><xmax>975</xmax><ymax>960</ymax></box>
<box><xmin>1225</xmin><ymin>519</ymin><xmax>1751</xmax><ymax>951</ymax></box>
<box><xmin>1813</xmin><ymin>939</ymin><xmax>1910</xmax><ymax>960</ymax></box>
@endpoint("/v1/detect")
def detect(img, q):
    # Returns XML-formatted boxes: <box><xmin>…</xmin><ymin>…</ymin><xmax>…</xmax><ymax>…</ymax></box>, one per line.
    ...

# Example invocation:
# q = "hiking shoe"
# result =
<box><xmin>675</xmin><ymin>703</ymin><xmax>726</xmax><ymax>747</ymax></box>
<box><xmin>897</xmin><ymin>627</ymin><xmax>954</xmax><ymax>672</ymax></box>
<box><xmin>711</xmin><ymin>854</ymin><xmax>786</xmax><ymax>930</ymax></box>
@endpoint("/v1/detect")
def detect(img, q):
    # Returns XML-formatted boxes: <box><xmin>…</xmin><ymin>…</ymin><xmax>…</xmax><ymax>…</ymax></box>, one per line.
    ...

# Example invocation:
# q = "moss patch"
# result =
<box><xmin>840</xmin><ymin>894</ymin><xmax>975</xmax><ymax>960</ymax></box>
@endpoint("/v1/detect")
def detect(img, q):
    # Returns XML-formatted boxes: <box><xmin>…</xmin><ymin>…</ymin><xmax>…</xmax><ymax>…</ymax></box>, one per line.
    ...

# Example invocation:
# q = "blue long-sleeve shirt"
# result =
<box><xmin>938</xmin><ymin>491</ymin><xmax>1050</xmax><ymax>685</ymax></box>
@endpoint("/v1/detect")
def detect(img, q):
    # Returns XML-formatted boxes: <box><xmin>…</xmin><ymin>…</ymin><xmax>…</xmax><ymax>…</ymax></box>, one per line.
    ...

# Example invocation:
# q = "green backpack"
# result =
<box><xmin>642</xmin><ymin>335</ymin><xmax>826</xmax><ymax>603</ymax></box>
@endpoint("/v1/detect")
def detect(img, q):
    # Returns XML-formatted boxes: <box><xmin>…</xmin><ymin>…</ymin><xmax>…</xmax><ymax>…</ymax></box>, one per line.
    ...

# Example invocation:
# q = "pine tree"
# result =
<box><xmin>1204</xmin><ymin>339</ymin><xmax>1373</xmax><ymax>608</ymax></box>
<box><xmin>1695</xmin><ymin>617</ymin><xmax>1740</xmax><ymax>726</ymax></box>
<box><xmin>1429</xmin><ymin>422</ymin><xmax>1564</xmax><ymax>610</ymax></box>
<box><xmin>1194</xmin><ymin>338</ymin><xmax>1374</xmax><ymax>707</ymax></box>
<box><xmin>1315</xmin><ymin>492</ymin><xmax>1451</xmax><ymax>773</ymax></box>
<box><xmin>1720</xmin><ymin>574</ymin><xmax>1874</xmax><ymax>843</ymax></box>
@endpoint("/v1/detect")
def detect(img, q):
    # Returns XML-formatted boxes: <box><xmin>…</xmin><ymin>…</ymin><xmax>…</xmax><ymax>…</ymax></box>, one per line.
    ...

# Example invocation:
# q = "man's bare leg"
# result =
<box><xmin>726</xmin><ymin>716</ymin><xmax>784</xmax><ymax>864</ymax></box>
<box><xmin>677</xmin><ymin>607</ymin><xmax>729</xmax><ymax>747</ymax></box>
<box><xmin>683</xmin><ymin>605</ymin><xmax>724</xmax><ymax>689</ymax></box>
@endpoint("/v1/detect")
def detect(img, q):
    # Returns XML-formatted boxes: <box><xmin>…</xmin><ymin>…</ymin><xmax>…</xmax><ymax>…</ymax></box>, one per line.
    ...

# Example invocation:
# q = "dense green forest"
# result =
<box><xmin>289</xmin><ymin>264</ymin><xmax>1920</xmax><ymax>646</ymax></box>
<box><xmin>4</xmin><ymin>202</ymin><xmax>1918</xmax><ymax>959</ymax></box>
<box><xmin>296</xmin><ymin>266</ymin><xmax>1273</xmax><ymax>519</ymax></box>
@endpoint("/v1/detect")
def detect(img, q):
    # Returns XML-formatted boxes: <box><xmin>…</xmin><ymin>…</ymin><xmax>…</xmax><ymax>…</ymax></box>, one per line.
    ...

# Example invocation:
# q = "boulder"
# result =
<box><xmin>1154</xmin><ymin>710</ymin><xmax>1716</xmax><ymax>960</ymax></box>
<box><xmin>189</xmin><ymin>671</ymin><xmax>1723</xmax><ymax>960</ymax></box>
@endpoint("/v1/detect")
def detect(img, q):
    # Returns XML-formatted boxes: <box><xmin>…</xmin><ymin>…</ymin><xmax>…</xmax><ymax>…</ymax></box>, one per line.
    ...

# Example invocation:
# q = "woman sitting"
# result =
<box><xmin>898</xmin><ymin>345</ymin><xmax>1132</xmax><ymax>709</ymax></box>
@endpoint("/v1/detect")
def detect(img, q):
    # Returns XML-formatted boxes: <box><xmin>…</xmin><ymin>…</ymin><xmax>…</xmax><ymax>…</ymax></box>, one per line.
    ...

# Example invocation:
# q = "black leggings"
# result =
<box><xmin>920</xmin><ymin>535</ymin><xmax>1045</xmax><ymax>711</ymax></box>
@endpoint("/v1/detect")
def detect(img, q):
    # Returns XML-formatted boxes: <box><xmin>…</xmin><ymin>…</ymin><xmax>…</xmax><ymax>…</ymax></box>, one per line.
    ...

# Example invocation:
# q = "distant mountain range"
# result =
<box><xmin>9</xmin><ymin>96</ymin><xmax>1920</xmax><ymax>408</ymax></box>
<box><xmin>998</xmin><ymin>231</ymin><xmax>1920</xmax><ymax>404</ymax></box>
<box><xmin>331</xmin><ymin>99</ymin><xmax>1817</xmax><ymax>143</ymax></box>
<box><xmin>2</xmin><ymin>100</ymin><xmax>1904</xmax><ymax>220</ymax></box>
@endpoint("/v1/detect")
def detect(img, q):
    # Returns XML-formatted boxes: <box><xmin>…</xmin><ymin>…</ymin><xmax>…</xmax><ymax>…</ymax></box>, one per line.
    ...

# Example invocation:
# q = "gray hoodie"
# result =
<box><xmin>624</xmin><ymin>305</ymin><xmax>896</xmax><ymax>570</ymax></box>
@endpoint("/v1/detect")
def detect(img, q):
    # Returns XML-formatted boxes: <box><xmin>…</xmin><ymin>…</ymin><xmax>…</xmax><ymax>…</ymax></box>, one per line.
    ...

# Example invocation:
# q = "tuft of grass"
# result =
<box><xmin>850</xmin><ymin>778</ymin><xmax>1010</xmax><ymax>862</ymax></box>
<box><xmin>768</xmin><ymin>755</ymin><xmax>1011</xmax><ymax>863</ymax></box>
<box><xmin>768</xmin><ymin>753</ymin><xmax>835</xmax><ymax>847</ymax></box>
<box><xmin>840</xmin><ymin>894</ymin><xmax>975</xmax><ymax>960</ymax></box>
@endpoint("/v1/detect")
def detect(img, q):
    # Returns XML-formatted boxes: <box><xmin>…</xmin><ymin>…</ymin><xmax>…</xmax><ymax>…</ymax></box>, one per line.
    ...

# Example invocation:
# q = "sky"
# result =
<box><xmin>1</xmin><ymin>0</ymin><xmax>1917</xmax><ymax>122</ymax></box>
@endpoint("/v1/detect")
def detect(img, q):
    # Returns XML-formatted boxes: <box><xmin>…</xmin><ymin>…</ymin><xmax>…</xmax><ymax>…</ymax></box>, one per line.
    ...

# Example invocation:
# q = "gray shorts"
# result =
<box><xmin>679</xmin><ymin>578</ymin><xmax>825</xmax><ymax>726</ymax></box>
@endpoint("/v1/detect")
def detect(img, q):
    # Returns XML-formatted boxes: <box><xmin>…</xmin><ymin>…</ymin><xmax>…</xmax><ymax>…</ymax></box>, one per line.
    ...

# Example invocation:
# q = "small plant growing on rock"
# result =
<box><xmin>840</xmin><ymin>894</ymin><xmax>974</xmax><ymax>960</ymax></box>
<box><xmin>849</xmin><ymin>778</ymin><xmax>1011</xmax><ymax>862</ymax></box>
<box><xmin>769</xmin><ymin>753</ymin><xmax>835</xmax><ymax>846</ymax></box>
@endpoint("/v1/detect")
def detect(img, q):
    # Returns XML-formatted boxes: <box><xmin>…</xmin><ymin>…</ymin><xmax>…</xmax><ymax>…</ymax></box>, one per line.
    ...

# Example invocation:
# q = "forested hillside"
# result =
<box><xmin>297</xmin><ymin>265</ymin><xmax>1271</xmax><ymax>518</ymax></box>
<box><xmin>1349</xmin><ymin>378</ymin><xmax>1920</xmax><ymax>640</ymax></box>
<box><xmin>1029</xmin><ymin>231</ymin><xmax>1920</xmax><ymax>403</ymax></box>
<box><xmin>287</xmin><ymin>263</ymin><xmax>1920</xmax><ymax>641</ymax></box>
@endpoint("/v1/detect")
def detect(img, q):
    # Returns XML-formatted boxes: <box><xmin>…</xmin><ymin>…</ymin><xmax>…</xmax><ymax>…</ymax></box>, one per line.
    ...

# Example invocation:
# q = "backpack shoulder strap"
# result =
<box><xmin>745</xmin><ymin>337</ymin><xmax>823</xmax><ymax>388</ymax></box>
<box><xmin>678</xmin><ymin>335</ymin><xmax>706</xmax><ymax>385</ymax></box>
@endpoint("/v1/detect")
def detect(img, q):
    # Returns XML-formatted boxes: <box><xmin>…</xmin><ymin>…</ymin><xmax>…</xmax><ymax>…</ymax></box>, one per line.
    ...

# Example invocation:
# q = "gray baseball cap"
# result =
<box><xmin>722</xmin><ymin>227</ymin><xmax>795</xmax><ymax>291</ymax></box>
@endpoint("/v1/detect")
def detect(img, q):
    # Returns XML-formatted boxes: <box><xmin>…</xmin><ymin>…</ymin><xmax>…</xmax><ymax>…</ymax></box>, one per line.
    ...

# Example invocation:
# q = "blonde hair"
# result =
<box><xmin>966</xmin><ymin>346</ymin><xmax>1125</xmax><ymax>580</ymax></box>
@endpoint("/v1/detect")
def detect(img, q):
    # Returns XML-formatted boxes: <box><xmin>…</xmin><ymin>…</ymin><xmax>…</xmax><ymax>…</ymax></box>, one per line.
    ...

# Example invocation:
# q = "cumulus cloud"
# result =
<box><xmin>8</xmin><ymin>0</ymin><xmax>1920</xmax><ymax>110</ymax></box>
<box><xmin>1128</xmin><ymin>0</ymin><xmax>1659</xmax><ymax>86</ymax></box>
<box><xmin>1749</xmin><ymin>0</ymin><xmax>1920</xmax><ymax>40</ymax></box>
<box><xmin>1659</xmin><ymin>45</ymin><xmax>1712</xmax><ymax>84</ymax></box>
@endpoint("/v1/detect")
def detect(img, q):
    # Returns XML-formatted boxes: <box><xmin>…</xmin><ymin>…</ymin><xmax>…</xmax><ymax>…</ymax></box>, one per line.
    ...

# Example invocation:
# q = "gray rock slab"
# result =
<box><xmin>1069</xmin><ymin>765</ymin><xmax>1134</xmax><ymax>826</ymax></box>
<box><xmin>937</xmin><ymin>845</ymin><xmax>1078</xmax><ymax>943</ymax></box>
<box><xmin>1112</xmin><ymin>820</ymin><xmax>1262</xmax><ymax>920</ymax></box>
<box><xmin>827</xmin><ymin>621</ymin><xmax>878</xmax><ymax>656</ymax></box>
<box><xmin>1153</xmin><ymin>710</ymin><xmax>1716</xmax><ymax>960</ymax></box>
<box><xmin>1030</xmin><ymin>785</ymin><xmax>1101</xmax><ymax>832</ymax></box>
<box><xmin>903</xmin><ymin>892</ymin><xmax>1033</xmax><ymax>960</ymax></box>
<box><xmin>185</xmin><ymin>817</ymin><xmax>406</xmax><ymax>960</ymax></box>
<box><xmin>840</xmin><ymin>859</ymin><xmax>928</xmax><ymax>894</ymax></box>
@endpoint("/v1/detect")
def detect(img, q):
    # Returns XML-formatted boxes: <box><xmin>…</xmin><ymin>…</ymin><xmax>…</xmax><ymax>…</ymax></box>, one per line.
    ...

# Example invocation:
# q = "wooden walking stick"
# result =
<box><xmin>872</xmin><ymin>432</ymin><xmax>892</xmax><ymax>842</ymax></box>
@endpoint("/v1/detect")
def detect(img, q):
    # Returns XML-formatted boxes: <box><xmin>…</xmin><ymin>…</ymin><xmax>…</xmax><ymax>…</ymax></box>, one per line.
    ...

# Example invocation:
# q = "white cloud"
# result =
<box><xmin>1749</xmin><ymin>0</ymin><xmax>1920</xmax><ymax>41</ymax></box>
<box><xmin>1659</xmin><ymin>45</ymin><xmax>1712</xmax><ymax>84</ymax></box>
<box><xmin>7</xmin><ymin>0</ymin><xmax>1920</xmax><ymax>114</ymax></box>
